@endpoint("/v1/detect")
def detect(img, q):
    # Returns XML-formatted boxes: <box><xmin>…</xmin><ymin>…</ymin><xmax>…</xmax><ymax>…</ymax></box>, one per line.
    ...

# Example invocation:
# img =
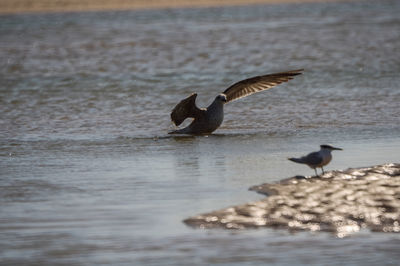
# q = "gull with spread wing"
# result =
<box><xmin>169</xmin><ymin>69</ymin><xmax>303</xmax><ymax>134</ymax></box>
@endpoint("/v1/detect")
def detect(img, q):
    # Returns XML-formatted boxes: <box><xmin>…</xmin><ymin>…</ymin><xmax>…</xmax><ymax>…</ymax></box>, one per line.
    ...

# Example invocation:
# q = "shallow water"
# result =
<box><xmin>1</xmin><ymin>0</ymin><xmax>400</xmax><ymax>265</ymax></box>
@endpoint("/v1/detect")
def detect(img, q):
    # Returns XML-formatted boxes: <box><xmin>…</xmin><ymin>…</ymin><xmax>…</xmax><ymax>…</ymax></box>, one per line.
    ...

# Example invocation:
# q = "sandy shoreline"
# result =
<box><xmin>0</xmin><ymin>0</ymin><xmax>353</xmax><ymax>14</ymax></box>
<box><xmin>185</xmin><ymin>163</ymin><xmax>400</xmax><ymax>236</ymax></box>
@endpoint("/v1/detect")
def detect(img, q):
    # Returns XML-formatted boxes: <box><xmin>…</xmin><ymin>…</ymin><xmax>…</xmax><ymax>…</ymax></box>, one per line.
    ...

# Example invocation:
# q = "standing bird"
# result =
<box><xmin>288</xmin><ymin>144</ymin><xmax>343</xmax><ymax>176</ymax></box>
<box><xmin>169</xmin><ymin>69</ymin><xmax>303</xmax><ymax>135</ymax></box>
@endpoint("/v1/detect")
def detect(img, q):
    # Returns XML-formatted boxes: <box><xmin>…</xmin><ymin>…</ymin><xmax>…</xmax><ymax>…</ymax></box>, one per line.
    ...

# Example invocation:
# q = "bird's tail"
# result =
<box><xmin>168</xmin><ymin>127</ymin><xmax>190</xmax><ymax>134</ymax></box>
<box><xmin>168</xmin><ymin>129</ymin><xmax>183</xmax><ymax>134</ymax></box>
<box><xmin>288</xmin><ymin>157</ymin><xmax>304</xmax><ymax>164</ymax></box>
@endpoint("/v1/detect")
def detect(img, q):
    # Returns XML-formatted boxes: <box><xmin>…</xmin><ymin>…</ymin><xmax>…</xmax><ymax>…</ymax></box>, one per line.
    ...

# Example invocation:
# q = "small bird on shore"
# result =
<box><xmin>288</xmin><ymin>144</ymin><xmax>343</xmax><ymax>176</ymax></box>
<box><xmin>169</xmin><ymin>69</ymin><xmax>303</xmax><ymax>135</ymax></box>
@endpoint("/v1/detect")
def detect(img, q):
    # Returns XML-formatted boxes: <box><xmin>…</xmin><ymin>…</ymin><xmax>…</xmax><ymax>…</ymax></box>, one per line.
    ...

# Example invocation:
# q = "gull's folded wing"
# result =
<box><xmin>223</xmin><ymin>69</ymin><xmax>303</xmax><ymax>103</ymax></box>
<box><xmin>303</xmin><ymin>152</ymin><xmax>323</xmax><ymax>166</ymax></box>
<box><xmin>170</xmin><ymin>93</ymin><xmax>202</xmax><ymax>126</ymax></box>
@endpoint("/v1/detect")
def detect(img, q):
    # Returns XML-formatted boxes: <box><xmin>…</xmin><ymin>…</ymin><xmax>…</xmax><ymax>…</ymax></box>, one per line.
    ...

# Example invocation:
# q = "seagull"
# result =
<box><xmin>288</xmin><ymin>144</ymin><xmax>343</xmax><ymax>176</ymax></box>
<box><xmin>168</xmin><ymin>69</ymin><xmax>303</xmax><ymax>134</ymax></box>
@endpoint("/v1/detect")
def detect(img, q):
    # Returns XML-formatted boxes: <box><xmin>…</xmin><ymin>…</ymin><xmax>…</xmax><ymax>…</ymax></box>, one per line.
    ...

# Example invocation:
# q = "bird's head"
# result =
<box><xmin>320</xmin><ymin>144</ymin><xmax>343</xmax><ymax>151</ymax></box>
<box><xmin>216</xmin><ymin>94</ymin><xmax>227</xmax><ymax>103</ymax></box>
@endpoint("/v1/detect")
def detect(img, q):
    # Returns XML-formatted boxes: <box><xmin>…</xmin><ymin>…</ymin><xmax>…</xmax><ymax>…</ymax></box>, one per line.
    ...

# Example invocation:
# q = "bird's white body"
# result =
<box><xmin>203</xmin><ymin>97</ymin><xmax>225</xmax><ymax>130</ymax></box>
<box><xmin>314</xmin><ymin>148</ymin><xmax>333</xmax><ymax>168</ymax></box>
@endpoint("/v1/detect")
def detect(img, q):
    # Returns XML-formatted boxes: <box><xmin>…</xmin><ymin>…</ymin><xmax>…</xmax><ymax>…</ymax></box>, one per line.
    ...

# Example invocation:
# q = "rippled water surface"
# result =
<box><xmin>1</xmin><ymin>0</ymin><xmax>400</xmax><ymax>265</ymax></box>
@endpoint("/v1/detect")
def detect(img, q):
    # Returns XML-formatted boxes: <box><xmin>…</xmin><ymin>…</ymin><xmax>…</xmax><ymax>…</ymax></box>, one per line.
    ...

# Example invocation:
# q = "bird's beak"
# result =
<box><xmin>333</xmin><ymin>147</ymin><xmax>343</xmax><ymax>150</ymax></box>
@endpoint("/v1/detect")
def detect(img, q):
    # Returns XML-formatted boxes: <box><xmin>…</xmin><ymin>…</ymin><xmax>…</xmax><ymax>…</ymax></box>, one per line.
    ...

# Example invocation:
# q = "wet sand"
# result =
<box><xmin>185</xmin><ymin>163</ymin><xmax>400</xmax><ymax>237</ymax></box>
<box><xmin>0</xmin><ymin>0</ymin><xmax>354</xmax><ymax>14</ymax></box>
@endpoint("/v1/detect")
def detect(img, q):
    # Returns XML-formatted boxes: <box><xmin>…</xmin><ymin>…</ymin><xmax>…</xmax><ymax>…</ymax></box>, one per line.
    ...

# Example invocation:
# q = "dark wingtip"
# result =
<box><xmin>288</xmin><ymin>157</ymin><xmax>303</xmax><ymax>164</ymax></box>
<box><xmin>287</xmin><ymin>69</ymin><xmax>304</xmax><ymax>76</ymax></box>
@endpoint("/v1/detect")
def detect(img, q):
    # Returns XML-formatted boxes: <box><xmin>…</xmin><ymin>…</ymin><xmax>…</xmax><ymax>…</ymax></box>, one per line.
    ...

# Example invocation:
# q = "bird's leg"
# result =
<box><xmin>314</xmin><ymin>168</ymin><xmax>319</xmax><ymax>177</ymax></box>
<box><xmin>321</xmin><ymin>167</ymin><xmax>325</xmax><ymax>175</ymax></box>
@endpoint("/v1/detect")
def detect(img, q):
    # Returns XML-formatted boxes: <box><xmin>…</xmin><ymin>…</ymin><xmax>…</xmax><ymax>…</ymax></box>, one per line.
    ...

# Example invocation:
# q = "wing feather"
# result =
<box><xmin>303</xmin><ymin>152</ymin><xmax>323</xmax><ymax>166</ymax></box>
<box><xmin>223</xmin><ymin>69</ymin><xmax>303</xmax><ymax>103</ymax></box>
<box><xmin>170</xmin><ymin>93</ymin><xmax>202</xmax><ymax>126</ymax></box>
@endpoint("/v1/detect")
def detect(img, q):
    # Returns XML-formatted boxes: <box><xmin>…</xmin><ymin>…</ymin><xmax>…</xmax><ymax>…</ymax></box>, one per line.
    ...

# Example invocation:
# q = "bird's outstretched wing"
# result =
<box><xmin>170</xmin><ymin>93</ymin><xmax>203</xmax><ymax>126</ymax></box>
<box><xmin>222</xmin><ymin>69</ymin><xmax>303</xmax><ymax>103</ymax></box>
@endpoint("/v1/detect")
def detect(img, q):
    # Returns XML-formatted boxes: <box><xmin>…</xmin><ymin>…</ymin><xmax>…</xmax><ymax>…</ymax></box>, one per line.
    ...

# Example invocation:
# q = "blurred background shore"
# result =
<box><xmin>0</xmin><ymin>0</ymin><xmax>349</xmax><ymax>14</ymax></box>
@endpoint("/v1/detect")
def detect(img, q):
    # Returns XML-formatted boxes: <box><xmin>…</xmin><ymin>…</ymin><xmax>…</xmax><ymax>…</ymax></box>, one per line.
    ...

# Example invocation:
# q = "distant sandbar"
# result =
<box><xmin>0</xmin><ymin>0</ymin><xmax>356</xmax><ymax>14</ymax></box>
